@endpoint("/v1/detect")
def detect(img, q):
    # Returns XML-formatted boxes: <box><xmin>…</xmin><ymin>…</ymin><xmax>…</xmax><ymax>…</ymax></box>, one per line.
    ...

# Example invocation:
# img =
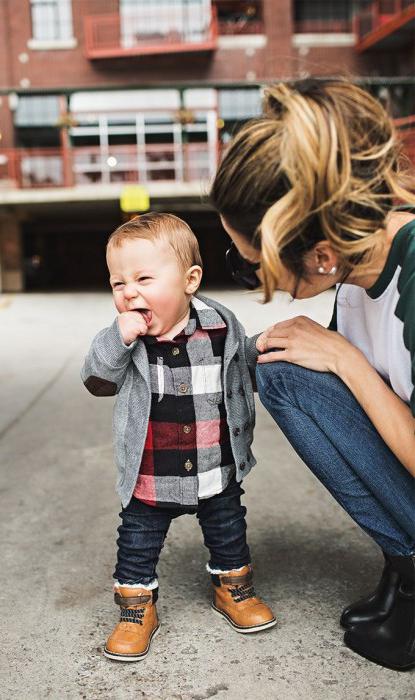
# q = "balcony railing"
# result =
<box><xmin>2</xmin><ymin>117</ymin><xmax>414</xmax><ymax>191</ymax></box>
<box><xmin>0</xmin><ymin>143</ymin><xmax>214</xmax><ymax>190</ymax></box>
<box><xmin>0</xmin><ymin>149</ymin><xmax>65</xmax><ymax>188</ymax></box>
<box><xmin>355</xmin><ymin>0</ymin><xmax>415</xmax><ymax>51</ymax></box>
<box><xmin>84</xmin><ymin>3</ymin><xmax>218</xmax><ymax>59</ymax></box>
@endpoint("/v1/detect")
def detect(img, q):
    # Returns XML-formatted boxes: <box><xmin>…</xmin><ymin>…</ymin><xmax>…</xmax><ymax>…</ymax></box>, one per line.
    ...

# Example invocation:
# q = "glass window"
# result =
<box><xmin>30</xmin><ymin>0</ymin><xmax>74</xmax><ymax>41</ymax></box>
<box><xmin>214</xmin><ymin>1</ymin><xmax>264</xmax><ymax>35</ymax></box>
<box><xmin>218</xmin><ymin>89</ymin><xmax>261</xmax><ymax>120</ymax></box>
<box><xmin>119</xmin><ymin>0</ymin><xmax>212</xmax><ymax>47</ymax></box>
<box><xmin>294</xmin><ymin>0</ymin><xmax>352</xmax><ymax>21</ymax></box>
<box><xmin>15</xmin><ymin>95</ymin><xmax>61</xmax><ymax>127</ymax></box>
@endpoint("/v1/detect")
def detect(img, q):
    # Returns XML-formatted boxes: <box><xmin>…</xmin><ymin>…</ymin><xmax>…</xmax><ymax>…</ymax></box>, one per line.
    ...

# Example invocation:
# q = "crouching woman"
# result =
<box><xmin>210</xmin><ymin>78</ymin><xmax>415</xmax><ymax>671</ymax></box>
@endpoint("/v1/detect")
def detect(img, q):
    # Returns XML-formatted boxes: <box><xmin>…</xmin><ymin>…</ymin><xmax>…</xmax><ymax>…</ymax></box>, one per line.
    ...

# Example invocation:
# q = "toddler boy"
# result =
<box><xmin>81</xmin><ymin>213</ymin><xmax>276</xmax><ymax>662</ymax></box>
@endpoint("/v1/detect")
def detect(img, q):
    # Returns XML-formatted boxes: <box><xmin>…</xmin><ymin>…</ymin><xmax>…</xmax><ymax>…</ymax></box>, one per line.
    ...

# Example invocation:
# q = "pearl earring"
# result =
<box><xmin>318</xmin><ymin>265</ymin><xmax>337</xmax><ymax>275</ymax></box>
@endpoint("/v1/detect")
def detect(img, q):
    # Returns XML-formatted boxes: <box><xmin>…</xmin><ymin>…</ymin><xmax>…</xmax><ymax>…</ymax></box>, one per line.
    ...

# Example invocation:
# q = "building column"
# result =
<box><xmin>263</xmin><ymin>0</ymin><xmax>294</xmax><ymax>79</ymax></box>
<box><xmin>0</xmin><ymin>213</ymin><xmax>24</xmax><ymax>292</ymax></box>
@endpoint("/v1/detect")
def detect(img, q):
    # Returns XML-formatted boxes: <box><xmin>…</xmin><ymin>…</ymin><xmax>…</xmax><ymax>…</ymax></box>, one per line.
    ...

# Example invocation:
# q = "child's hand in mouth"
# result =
<box><xmin>118</xmin><ymin>308</ymin><xmax>152</xmax><ymax>346</ymax></box>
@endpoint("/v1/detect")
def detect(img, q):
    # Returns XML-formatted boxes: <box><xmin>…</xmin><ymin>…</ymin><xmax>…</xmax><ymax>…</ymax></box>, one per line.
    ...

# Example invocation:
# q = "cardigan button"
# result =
<box><xmin>233</xmin><ymin>427</ymin><xmax>240</xmax><ymax>437</ymax></box>
<box><xmin>179</xmin><ymin>383</ymin><xmax>189</xmax><ymax>394</ymax></box>
<box><xmin>239</xmin><ymin>461</ymin><xmax>246</xmax><ymax>470</ymax></box>
<box><xmin>226</xmin><ymin>389</ymin><xmax>233</xmax><ymax>399</ymax></box>
<box><xmin>172</xmin><ymin>347</ymin><xmax>180</xmax><ymax>356</ymax></box>
<box><xmin>184</xmin><ymin>459</ymin><xmax>193</xmax><ymax>471</ymax></box>
<box><xmin>234</xmin><ymin>353</ymin><xmax>240</xmax><ymax>362</ymax></box>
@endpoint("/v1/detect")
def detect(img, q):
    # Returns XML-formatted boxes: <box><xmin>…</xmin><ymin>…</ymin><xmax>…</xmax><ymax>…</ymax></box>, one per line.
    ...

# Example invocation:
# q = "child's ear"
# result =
<box><xmin>185</xmin><ymin>265</ymin><xmax>203</xmax><ymax>294</ymax></box>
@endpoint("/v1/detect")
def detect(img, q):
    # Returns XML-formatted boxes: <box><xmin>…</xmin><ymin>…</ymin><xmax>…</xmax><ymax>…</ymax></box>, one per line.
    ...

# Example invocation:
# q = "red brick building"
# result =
<box><xmin>0</xmin><ymin>0</ymin><xmax>414</xmax><ymax>290</ymax></box>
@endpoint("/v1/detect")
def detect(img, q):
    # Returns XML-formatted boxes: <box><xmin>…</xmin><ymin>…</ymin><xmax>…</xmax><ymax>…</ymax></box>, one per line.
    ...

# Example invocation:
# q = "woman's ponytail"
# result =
<box><xmin>211</xmin><ymin>78</ymin><xmax>415</xmax><ymax>301</ymax></box>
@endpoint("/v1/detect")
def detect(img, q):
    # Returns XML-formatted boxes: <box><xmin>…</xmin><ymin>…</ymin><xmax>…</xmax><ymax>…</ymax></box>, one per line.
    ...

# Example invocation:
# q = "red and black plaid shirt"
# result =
<box><xmin>133</xmin><ymin>297</ymin><xmax>235</xmax><ymax>509</ymax></box>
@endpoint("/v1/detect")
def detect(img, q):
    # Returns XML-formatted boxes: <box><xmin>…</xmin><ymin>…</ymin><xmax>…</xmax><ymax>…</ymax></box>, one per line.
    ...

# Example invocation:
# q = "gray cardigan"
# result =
<box><xmin>81</xmin><ymin>294</ymin><xmax>260</xmax><ymax>507</ymax></box>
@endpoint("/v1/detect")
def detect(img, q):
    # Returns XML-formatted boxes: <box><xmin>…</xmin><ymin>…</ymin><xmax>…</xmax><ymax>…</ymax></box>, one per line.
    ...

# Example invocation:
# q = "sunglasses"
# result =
<box><xmin>225</xmin><ymin>242</ymin><xmax>261</xmax><ymax>290</ymax></box>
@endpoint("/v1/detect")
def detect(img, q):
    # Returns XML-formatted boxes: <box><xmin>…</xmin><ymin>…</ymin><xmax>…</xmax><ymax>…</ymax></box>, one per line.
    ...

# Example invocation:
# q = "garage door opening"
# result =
<box><xmin>22</xmin><ymin>206</ymin><xmax>233</xmax><ymax>291</ymax></box>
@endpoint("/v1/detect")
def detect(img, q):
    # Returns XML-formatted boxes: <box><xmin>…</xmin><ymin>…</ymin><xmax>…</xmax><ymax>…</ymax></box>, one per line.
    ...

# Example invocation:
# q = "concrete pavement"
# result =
<box><xmin>1</xmin><ymin>288</ymin><xmax>413</xmax><ymax>700</ymax></box>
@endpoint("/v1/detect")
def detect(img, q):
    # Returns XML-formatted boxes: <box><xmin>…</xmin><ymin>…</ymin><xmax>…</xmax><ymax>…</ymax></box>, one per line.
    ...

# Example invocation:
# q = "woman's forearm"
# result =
<box><xmin>336</xmin><ymin>348</ymin><xmax>415</xmax><ymax>476</ymax></box>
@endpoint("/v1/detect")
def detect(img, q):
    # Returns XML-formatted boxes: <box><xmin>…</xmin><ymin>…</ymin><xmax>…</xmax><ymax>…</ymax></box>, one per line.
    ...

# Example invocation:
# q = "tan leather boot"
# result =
<box><xmin>104</xmin><ymin>586</ymin><xmax>160</xmax><ymax>661</ymax></box>
<box><xmin>211</xmin><ymin>565</ymin><xmax>276</xmax><ymax>634</ymax></box>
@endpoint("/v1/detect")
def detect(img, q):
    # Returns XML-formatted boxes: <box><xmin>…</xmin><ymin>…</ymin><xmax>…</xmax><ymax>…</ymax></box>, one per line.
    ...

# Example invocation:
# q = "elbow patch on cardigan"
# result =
<box><xmin>84</xmin><ymin>375</ymin><xmax>117</xmax><ymax>396</ymax></box>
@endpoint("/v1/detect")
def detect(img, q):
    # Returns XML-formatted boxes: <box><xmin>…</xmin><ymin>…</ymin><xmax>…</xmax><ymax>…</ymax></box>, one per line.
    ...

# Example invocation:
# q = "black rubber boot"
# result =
<box><xmin>340</xmin><ymin>553</ymin><xmax>400</xmax><ymax>630</ymax></box>
<box><xmin>344</xmin><ymin>554</ymin><xmax>415</xmax><ymax>671</ymax></box>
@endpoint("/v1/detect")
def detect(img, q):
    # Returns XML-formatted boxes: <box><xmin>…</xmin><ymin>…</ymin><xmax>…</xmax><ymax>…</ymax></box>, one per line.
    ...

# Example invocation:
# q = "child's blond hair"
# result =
<box><xmin>107</xmin><ymin>212</ymin><xmax>203</xmax><ymax>272</ymax></box>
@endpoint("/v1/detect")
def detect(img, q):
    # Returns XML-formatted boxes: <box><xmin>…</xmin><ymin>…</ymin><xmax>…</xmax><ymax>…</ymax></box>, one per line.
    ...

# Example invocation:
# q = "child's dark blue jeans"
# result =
<box><xmin>114</xmin><ymin>476</ymin><xmax>251</xmax><ymax>585</ymax></box>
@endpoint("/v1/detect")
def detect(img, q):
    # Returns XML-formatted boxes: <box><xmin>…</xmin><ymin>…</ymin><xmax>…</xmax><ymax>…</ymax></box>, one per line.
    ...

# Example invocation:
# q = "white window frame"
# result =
<box><xmin>28</xmin><ymin>0</ymin><xmax>76</xmax><ymax>50</ymax></box>
<box><xmin>68</xmin><ymin>89</ymin><xmax>218</xmax><ymax>185</ymax></box>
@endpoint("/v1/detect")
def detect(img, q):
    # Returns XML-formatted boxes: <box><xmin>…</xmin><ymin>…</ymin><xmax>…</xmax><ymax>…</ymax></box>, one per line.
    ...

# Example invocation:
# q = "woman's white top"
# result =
<box><xmin>330</xmin><ymin>217</ymin><xmax>415</xmax><ymax>417</ymax></box>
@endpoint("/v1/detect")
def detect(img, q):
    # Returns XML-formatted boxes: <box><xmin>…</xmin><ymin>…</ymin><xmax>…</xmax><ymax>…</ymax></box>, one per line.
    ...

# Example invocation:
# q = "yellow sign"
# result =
<box><xmin>120</xmin><ymin>185</ymin><xmax>150</xmax><ymax>213</ymax></box>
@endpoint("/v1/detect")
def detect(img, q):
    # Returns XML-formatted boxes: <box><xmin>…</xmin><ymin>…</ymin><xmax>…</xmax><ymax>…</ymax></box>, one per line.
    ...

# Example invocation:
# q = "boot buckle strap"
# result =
<box><xmin>114</xmin><ymin>593</ymin><xmax>151</xmax><ymax>607</ymax></box>
<box><xmin>221</xmin><ymin>573</ymin><xmax>253</xmax><ymax>586</ymax></box>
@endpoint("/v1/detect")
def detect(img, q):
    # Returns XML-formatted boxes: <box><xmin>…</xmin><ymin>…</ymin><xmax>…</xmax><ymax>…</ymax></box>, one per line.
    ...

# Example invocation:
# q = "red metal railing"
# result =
<box><xmin>355</xmin><ymin>0</ymin><xmax>415</xmax><ymax>49</ymax></box>
<box><xmin>1</xmin><ymin>120</ymin><xmax>414</xmax><ymax>190</ymax></box>
<box><xmin>0</xmin><ymin>143</ymin><xmax>214</xmax><ymax>189</ymax></box>
<box><xmin>0</xmin><ymin>149</ymin><xmax>65</xmax><ymax>188</ymax></box>
<box><xmin>84</xmin><ymin>4</ymin><xmax>218</xmax><ymax>59</ymax></box>
<box><xmin>72</xmin><ymin>143</ymin><xmax>212</xmax><ymax>184</ymax></box>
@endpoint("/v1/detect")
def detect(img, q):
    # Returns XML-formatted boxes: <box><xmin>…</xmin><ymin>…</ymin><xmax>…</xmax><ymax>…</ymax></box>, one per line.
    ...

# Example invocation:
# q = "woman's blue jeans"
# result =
<box><xmin>257</xmin><ymin>362</ymin><xmax>415</xmax><ymax>557</ymax></box>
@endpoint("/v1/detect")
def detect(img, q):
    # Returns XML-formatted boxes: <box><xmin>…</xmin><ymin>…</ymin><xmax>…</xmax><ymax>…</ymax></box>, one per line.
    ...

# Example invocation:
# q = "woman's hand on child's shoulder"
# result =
<box><xmin>118</xmin><ymin>311</ymin><xmax>149</xmax><ymax>346</ymax></box>
<box><xmin>255</xmin><ymin>316</ymin><xmax>356</xmax><ymax>374</ymax></box>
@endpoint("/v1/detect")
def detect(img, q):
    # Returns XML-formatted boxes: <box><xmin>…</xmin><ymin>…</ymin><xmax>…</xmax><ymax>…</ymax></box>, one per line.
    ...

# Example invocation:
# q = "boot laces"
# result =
<box><xmin>228</xmin><ymin>583</ymin><xmax>256</xmax><ymax>603</ymax></box>
<box><xmin>120</xmin><ymin>607</ymin><xmax>145</xmax><ymax>625</ymax></box>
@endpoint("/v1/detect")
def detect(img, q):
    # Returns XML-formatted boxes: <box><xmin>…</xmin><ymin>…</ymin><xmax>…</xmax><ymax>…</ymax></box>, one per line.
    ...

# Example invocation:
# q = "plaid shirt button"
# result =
<box><xmin>183</xmin><ymin>425</ymin><xmax>191</xmax><ymax>434</ymax></box>
<box><xmin>184</xmin><ymin>459</ymin><xmax>193</xmax><ymax>471</ymax></box>
<box><xmin>172</xmin><ymin>347</ymin><xmax>180</xmax><ymax>356</ymax></box>
<box><xmin>179</xmin><ymin>383</ymin><xmax>189</xmax><ymax>394</ymax></box>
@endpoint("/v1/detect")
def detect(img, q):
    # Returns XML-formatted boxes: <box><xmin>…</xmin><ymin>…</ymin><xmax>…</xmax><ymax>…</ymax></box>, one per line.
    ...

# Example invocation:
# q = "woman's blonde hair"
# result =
<box><xmin>210</xmin><ymin>78</ymin><xmax>415</xmax><ymax>301</ymax></box>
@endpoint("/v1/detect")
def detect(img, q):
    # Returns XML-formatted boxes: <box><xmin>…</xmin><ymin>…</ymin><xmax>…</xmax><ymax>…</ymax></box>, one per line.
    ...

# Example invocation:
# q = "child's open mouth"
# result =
<box><xmin>136</xmin><ymin>308</ymin><xmax>152</xmax><ymax>325</ymax></box>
